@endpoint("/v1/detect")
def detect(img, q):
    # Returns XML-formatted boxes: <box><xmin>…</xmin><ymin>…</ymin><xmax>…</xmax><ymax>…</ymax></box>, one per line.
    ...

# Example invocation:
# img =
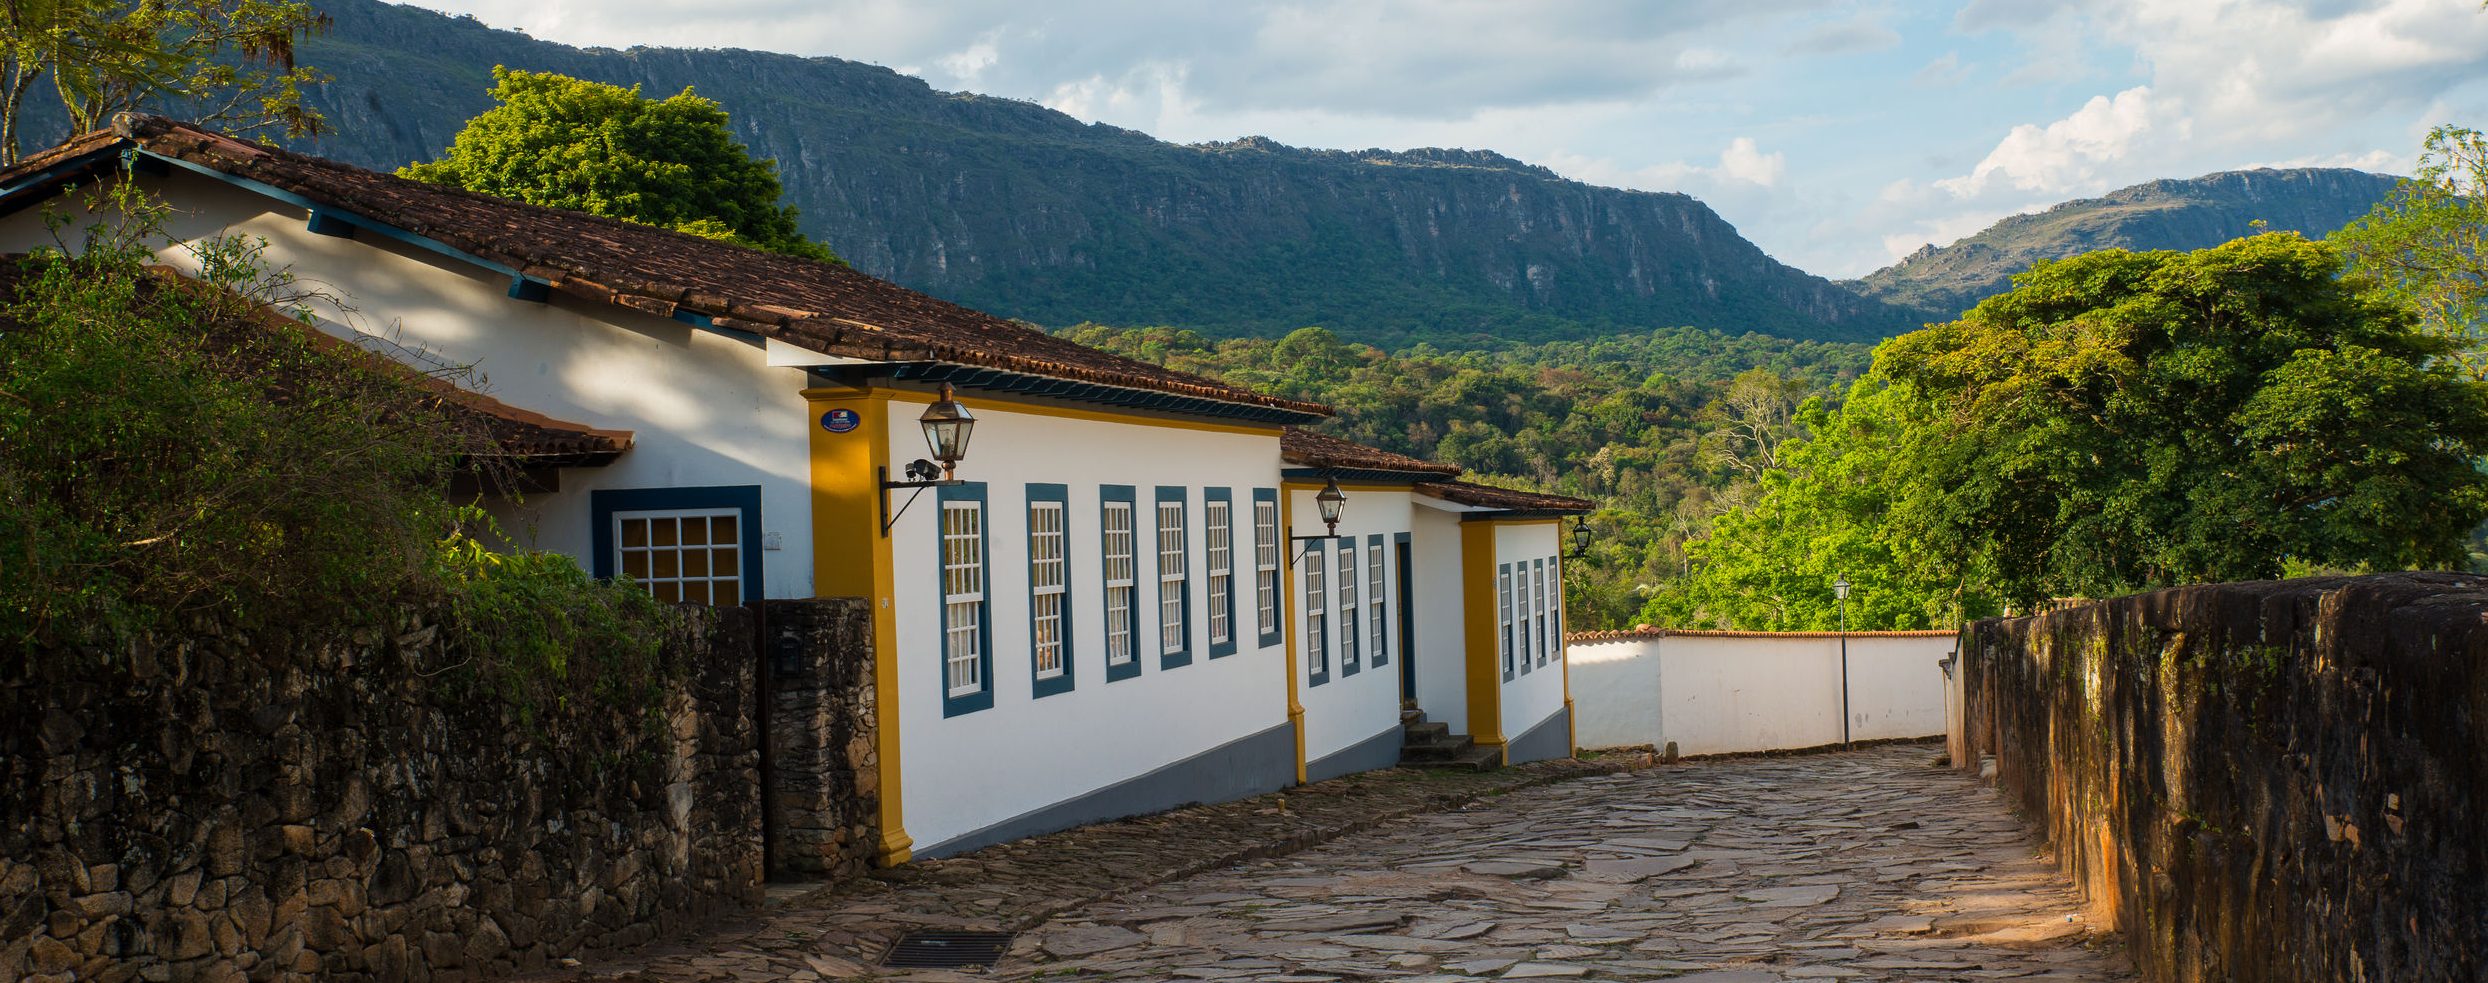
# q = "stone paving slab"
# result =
<box><xmin>552</xmin><ymin>745</ymin><xmax>2133</xmax><ymax>982</ymax></box>
<box><xmin>545</xmin><ymin>755</ymin><xmax>1642</xmax><ymax>982</ymax></box>
<box><xmin>1002</xmin><ymin>745</ymin><xmax>2134</xmax><ymax>982</ymax></box>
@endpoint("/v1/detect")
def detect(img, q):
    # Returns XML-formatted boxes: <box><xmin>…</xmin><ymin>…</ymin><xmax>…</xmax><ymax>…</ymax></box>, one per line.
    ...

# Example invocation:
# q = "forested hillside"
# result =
<box><xmin>229</xmin><ymin>0</ymin><xmax>1922</xmax><ymax>346</ymax></box>
<box><xmin>1850</xmin><ymin>168</ymin><xmax>2400</xmax><ymax>319</ymax></box>
<box><xmin>1059</xmin><ymin>323</ymin><xmax>1873</xmax><ymax>627</ymax></box>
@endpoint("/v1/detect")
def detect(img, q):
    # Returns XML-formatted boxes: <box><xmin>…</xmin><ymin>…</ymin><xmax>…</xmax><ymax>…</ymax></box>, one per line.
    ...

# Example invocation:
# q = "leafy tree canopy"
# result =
<box><xmin>402</xmin><ymin>68</ymin><xmax>839</xmax><ymax>264</ymax></box>
<box><xmin>2334</xmin><ymin>123</ymin><xmax>2488</xmax><ymax>379</ymax></box>
<box><xmin>0</xmin><ymin>0</ymin><xmax>331</xmax><ymax>164</ymax></box>
<box><xmin>1660</xmin><ymin>232</ymin><xmax>2488</xmax><ymax>625</ymax></box>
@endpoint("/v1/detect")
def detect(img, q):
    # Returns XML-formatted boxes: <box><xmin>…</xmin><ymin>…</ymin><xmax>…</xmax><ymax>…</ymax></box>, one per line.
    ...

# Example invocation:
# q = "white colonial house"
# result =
<box><xmin>0</xmin><ymin>115</ymin><xmax>1591</xmax><ymax>863</ymax></box>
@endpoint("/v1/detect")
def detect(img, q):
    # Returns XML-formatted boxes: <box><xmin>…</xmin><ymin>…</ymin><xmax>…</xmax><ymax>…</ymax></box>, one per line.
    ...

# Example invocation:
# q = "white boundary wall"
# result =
<box><xmin>1568</xmin><ymin>631</ymin><xmax>1957</xmax><ymax>756</ymax></box>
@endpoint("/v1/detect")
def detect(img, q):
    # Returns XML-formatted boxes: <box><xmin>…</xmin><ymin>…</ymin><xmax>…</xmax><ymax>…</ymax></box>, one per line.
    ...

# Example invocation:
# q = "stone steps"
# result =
<box><xmin>1397</xmin><ymin>709</ymin><xmax>1500</xmax><ymax>772</ymax></box>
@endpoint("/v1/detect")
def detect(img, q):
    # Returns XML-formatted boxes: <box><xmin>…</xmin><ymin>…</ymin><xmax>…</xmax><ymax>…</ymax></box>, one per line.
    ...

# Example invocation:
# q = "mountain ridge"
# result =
<box><xmin>1848</xmin><ymin>167</ymin><xmax>2403</xmax><ymax>320</ymax></box>
<box><xmin>250</xmin><ymin>0</ymin><xmax>1925</xmax><ymax>346</ymax></box>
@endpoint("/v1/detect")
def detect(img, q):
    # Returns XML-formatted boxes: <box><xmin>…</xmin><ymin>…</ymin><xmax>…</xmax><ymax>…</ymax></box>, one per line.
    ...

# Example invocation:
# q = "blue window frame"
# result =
<box><xmin>1517</xmin><ymin>559</ymin><xmax>1534</xmax><ymax>677</ymax></box>
<box><xmin>1027</xmin><ymin>483</ymin><xmax>1074</xmax><ymax>699</ymax></box>
<box><xmin>1498</xmin><ymin>562</ymin><xmax>1515</xmax><ymax>682</ymax></box>
<box><xmin>1253</xmin><ymin>488</ymin><xmax>1283</xmax><ymax>650</ymax></box>
<box><xmin>591</xmin><ymin>485</ymin><xmax>764</xmax><ymax>605</ymax></box>
<box><xmin>1101</xmin><ymin>485</ymin><xmax>1142</xmax><ymax>682</ymax></box>
<box><xmin>936</xmin><ymin>482</ymin><xmax>993</xmax><ymax>717</ymax></box>
<box><xmin>1305</xmin><ymin>546</ymin><xmax>1330</xmax><ymax>687</ymax></box>
<box><xmin>1366</xmin><ymin>534</ymin><xmax>1388</xmax><ymax>668</ymax></box>
<box><xmin>1205</xmin><ymin>487</ymin><xmax>1238</xmax><ymax>658</ymax></box>
<box><xmin>1534</xmin><ymin>557</ymin><xmax>1551</xmax><ymax>667</ymax></box>
<box><xmin>1392</xmin><ymin>532</ymin><xmax>1411</xmax><ymax>666</ymax></box>
<box><xmin>1155</xmin><ymin>486</ymin><xmax>1193</xmax><ymax>670</ymax></box>
<box><xmin>1337</xmin><ymin>539</ymin><xmax>1360</xmax><ymax>677</ymax></box>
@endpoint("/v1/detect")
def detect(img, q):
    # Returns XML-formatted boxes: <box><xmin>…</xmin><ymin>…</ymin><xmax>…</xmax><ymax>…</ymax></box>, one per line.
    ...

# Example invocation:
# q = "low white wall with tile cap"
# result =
<box><xmin>1567</xmin><ymin>630</ymin><xmax>1958</xmax><ymax>756</ymax></box>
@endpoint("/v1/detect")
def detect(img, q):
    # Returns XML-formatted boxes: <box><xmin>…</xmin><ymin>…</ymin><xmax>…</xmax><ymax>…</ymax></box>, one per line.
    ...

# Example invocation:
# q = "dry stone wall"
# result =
<box><xmin>1959</xmin><ymin>573</ymin><xmax>2488</xmax><ymax>983</ymax></box>
<box><xmin>0</xmin><ymin>605</ymin><xmax>764</xmax><ymax>981</ymax></box>
<box><xmin>755</xmin><ymin>598</ymin><xmax>879</xmax><ymax>878</ymax></box>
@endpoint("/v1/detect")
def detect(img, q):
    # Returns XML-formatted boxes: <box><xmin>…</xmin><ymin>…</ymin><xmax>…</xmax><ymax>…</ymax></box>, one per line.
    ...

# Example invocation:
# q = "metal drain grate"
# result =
<box><xmin>881</xmin><ymin>930</ymin><xmax>1014</xmax><ymax>969</ymax></box>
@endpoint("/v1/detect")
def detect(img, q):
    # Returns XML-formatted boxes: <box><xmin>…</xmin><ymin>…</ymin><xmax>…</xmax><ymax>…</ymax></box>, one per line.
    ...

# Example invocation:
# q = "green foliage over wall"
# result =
<box><xmin>0</xmin><ymin>188</ymin><xmax>686</xmax><ymax>730</ymax></box>
<box><xmin>1655</xmin><ymin>232</ymin><xmax>2488</xmax><ymax>625</ymax></box>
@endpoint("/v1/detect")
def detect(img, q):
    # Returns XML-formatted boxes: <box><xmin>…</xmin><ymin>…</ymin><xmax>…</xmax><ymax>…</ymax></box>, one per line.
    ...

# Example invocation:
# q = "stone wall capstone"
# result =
<box><xmin>0</xmin><ymin>604</ymin><xmax>764</xmax><ymax>981</ymax></box>
<box><xmin>1959</xmin><ymin>573</ymin><xmax>2488</xmax><ymax>983</ymax></box>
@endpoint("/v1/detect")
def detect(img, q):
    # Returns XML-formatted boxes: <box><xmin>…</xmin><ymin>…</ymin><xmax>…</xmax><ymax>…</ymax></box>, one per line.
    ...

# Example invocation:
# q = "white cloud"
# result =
<box><xmin>1937</xmin><ymin>87</ymin><xmax>2173</xmax><ymax>197</ymax></box>
<box><xmin>1548</xmin><ymin>136</ymin><xmax>1785</xmax><ymax>193</ymax></box>
<box><xmin>1717</xmin><ymin>137</ymin><xmax>1787</xmax><ymax>187</ymax></box>
<box><xmin>936</xmin><ymin>32</ymin><xmax>1001</xmax><ymax>83</ymax></box>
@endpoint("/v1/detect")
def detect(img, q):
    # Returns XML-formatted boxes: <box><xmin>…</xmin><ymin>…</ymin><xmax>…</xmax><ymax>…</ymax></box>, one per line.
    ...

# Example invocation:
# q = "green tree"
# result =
<box><xmin>0</xmin><ymin>0</ymin><xmax>330</xmax><ymax>164</ymax></box>
<box><xmin>1639</xmin><ymin>384</ymin><xmax>1996</xmax><ymax>631</ymax></box>
<box><xmin>2334</xmin><ymin>124</ymin><xmax>2488</xmax><ymax>379</ymax></box>
<box><xmin>402</xmin><ymin>68</ymin><xmax>839</xmax><ymax>264</ymax></box>
<box><xmin>1879</xmin><ymin>233</ymin><xmax>2488</xmax><ymax>609</ymax></box>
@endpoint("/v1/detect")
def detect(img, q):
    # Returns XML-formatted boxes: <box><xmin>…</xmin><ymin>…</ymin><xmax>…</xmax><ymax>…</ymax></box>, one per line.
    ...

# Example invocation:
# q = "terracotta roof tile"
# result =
<box><xmin>1414</xmin><ymin>479</ymin><xmax>1592</xmax><ymax>514</ymax></box>
<box><xmin>12</xmin><ymin>116</ymin><xmax>1329</xmax><ymax>420</ymax></box>
<box><xmin>1280</xmin><ymin>427</ymin><xmax>1460</xmax><ymax>476</ymax></box>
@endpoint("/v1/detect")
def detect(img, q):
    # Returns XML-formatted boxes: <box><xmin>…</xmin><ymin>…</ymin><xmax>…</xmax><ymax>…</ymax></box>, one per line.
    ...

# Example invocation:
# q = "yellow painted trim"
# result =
<box><xmin>1280</xmin><ymin>488</ymin><xmax>1307</xmax><ymax>784</ymax></box>
<box><xmin>805</xmin><ymin>389</ymin><xmax>913</xmax><ymax>866</ymax></box>
<box><xmin>808</xmin><ymin>384</ymin><xmax>1290</xmax><ymax>438</ymax></box>
<box><xmin>1461</xmin><ymin>520</ymin><xmax>1505</xmax><ymax>754</ymax></box>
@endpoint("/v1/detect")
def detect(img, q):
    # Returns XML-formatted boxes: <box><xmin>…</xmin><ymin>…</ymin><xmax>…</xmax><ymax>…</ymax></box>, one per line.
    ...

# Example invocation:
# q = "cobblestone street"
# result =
<box><xmin>566</xmin><ymin>745</ymin><xmax>2132</xmax><ymax>982</ymax></box>
<box><xmin>1003</xmin><ymin>745</ymin><xmax>2130</xmax><ymax>981</ymax></box>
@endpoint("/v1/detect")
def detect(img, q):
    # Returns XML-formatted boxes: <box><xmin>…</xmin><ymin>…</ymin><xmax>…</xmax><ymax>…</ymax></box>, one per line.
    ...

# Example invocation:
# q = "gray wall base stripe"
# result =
<box><xmin>1305</xmin><ymin>722</ymin><xmax>1405</xmax><ymax>783</ymax></box>
<box><xmin>1505</xmin><ymin>705</ymin><xmax>1572</xmax><ymax>765</ymax></box>
<box><xmin>914</xmin><ymin>720</ymin><xmax>1296</xmax><ymax>860</ymax></box>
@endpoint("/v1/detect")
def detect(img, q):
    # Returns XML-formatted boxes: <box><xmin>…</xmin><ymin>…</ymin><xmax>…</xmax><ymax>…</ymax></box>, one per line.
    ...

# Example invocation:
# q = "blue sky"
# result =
<box><xmin>405</xmin><ymin>0</ymin><xmax>2488</xmax><ymax>278</ymax></box>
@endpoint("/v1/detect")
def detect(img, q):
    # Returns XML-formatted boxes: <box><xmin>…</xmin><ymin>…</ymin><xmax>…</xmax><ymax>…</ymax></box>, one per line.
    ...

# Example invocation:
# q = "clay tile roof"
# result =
<box><xmin>1414</xmin><ymin>479</ymin><xmax>1593</xmax><ymax>514</ymax></box>
<box><xmin>1280</xmin><ymin>427</ymin><xmax>1460</xmax><ymax>477</ymax></box>
<box><xmin>16</xmin><ymin>116</ymin><xmax>1329</xmax><ymax>420</ymax></box>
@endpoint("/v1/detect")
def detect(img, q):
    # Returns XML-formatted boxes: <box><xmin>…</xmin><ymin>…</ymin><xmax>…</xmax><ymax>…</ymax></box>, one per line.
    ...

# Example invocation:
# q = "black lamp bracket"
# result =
<box><xmin>880</xmin><ymin>461</ymin><xmax>962</xmax><ymax>536</ymax></box>
<box><xmin>1287</xmin><ymin>526</ymin><xmax>1342</xmax><ymax>568</ymax></box>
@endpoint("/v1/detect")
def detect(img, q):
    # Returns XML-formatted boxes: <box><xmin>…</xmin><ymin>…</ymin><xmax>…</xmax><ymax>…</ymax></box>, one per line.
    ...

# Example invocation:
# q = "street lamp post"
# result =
<box><xmin>1833</xmin><ymin>574</ymin><xmax>1851</xmax><ymax>746</ymax></box>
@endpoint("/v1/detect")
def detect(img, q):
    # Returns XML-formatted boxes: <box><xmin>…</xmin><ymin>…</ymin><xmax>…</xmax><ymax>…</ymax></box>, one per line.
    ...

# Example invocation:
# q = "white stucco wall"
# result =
<box><xmin>1409</xmin><ymin>505</ymin><xmax>1470</xmax><ymax>735</ymax></box>
<box><xmin>1567</xmin><ymin>632</ymin><xmax>1957</xmax><ymax>756</ymax></box>
<box><xmin>0</xmin><ymin>170</ymin><xmax>820</xmax><ymax>596</ymax></box>
<box><xmin>1289</xmin><ymin>486</ymin><xmax>1414</xmax><ymax>766</ymax></box>
<box><xmin>885</xmin><ymin>403</ymin><xmax>1292</xmax><ymax>850</ymax></box>
<box><xmin>1495</xmin><ymin>522</ymin><xmax>1568</xmax><ymax>744</ymax></box>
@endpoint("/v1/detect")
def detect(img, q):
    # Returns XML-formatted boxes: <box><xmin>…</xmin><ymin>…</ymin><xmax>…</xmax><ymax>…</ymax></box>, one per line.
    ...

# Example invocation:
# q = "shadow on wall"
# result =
<box><xmin>1960</xmin><ymin>573</ymin><xmax>2488</xmax><ymax>983</ymax></box>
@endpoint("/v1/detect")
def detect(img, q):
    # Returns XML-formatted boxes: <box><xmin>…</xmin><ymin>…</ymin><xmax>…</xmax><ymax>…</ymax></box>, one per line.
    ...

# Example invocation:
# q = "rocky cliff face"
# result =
<box><xmin>269</xmin><ymin>0</ymin><xmax>1918</xmax><ymax>345</ymax></box>
<box><xmin>1850</xmin><ymin>168</ymin><xmax>2402</xmax><ymax>321</ymax></box>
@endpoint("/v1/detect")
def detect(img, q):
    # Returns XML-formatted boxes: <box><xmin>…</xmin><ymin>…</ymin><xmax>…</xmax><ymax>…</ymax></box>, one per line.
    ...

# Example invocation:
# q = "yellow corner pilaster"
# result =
<box><xmin>1460</xmin><ymin>520</ymin><xmax>1504</xmax><ymax>753</ymax></box>
<box><xmin>803</xmin><ymin>387</ymin><xmax>912</xmax><ymax>866</ymax></box>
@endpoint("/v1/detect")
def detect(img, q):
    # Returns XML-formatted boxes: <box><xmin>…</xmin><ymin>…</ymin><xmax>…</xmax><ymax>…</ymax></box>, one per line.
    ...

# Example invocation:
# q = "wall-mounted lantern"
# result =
<box><xmin>919</xmin><ymin>382</ymin><xmax>975</xmax><ymax>480</ymax></box>
<box><xmin>880</xmin><ymin>383</ymin><xmax>975</xmax><ymax>535</ymax></box>
<box><xmin>1568</xmin><ymin>515</ymin><xmax>1593</xmax><ymax>559</ymax></box>
<box><xmin>1288</xmin><ymin>477</ymin><xmax>1347</xmax><ymax>567</ymax></box>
